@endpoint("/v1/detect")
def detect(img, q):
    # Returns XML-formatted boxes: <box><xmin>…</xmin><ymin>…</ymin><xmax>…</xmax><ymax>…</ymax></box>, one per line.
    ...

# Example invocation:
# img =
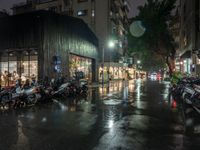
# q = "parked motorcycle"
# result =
<box><xmin>52</xmin><ymin>82</ymin><xmax>70</xmax><ymax>97</ymax></box>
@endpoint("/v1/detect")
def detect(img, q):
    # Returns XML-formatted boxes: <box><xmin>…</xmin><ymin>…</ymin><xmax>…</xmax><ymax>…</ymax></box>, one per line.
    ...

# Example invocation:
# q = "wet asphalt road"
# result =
<box><xmin>1</xmin><ymin>79</ymin><xmax>200</xmax><ymax>150</ymax></box>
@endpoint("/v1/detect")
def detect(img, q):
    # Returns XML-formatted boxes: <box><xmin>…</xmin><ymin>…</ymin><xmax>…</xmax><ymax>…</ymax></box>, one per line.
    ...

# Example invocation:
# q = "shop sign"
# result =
<box><xmin>52</xmin><ymin>56</ymin><xmax>61</xmax><ymax>73</ymax></box>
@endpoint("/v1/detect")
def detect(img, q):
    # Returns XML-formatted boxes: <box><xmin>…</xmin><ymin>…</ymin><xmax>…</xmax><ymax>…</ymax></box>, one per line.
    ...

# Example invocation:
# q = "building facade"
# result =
<box><xmin>179</xmin><ymin>0</ymin><xmax>200</xmax><ymax>75</ymax></box>
<box><xmin>12</xmin><ymin>0</ymin><xmax>130</xmax><ymax>81</ymax></box>
<box><xmin>169</xmin><ymin>1</ymin><xmax>181</xmax><ymax>72</ymax></box>
<box><xmin>70</xmin><ymin>0</ymin><xmax>130</xmax><ymax>81</ymax></box>
<box><xmin>0</xmin><ymin>11</ymin><xmax>98</xmax><ymax>86</ymax></box>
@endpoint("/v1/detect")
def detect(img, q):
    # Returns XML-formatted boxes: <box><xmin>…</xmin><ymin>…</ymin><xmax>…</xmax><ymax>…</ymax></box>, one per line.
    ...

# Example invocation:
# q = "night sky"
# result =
<box><xmin>0</xmin><ymin>0</ymin><xmax>146</xmax><ymax>16</ymax></box>
<box><xmin>0</xmin><ymin>0</ymin><xmax>26</xmax><ymax>13</ymax></box>
<box><xmin>128</xmin><ymin>0</ymin><xmax>146</xmax><ymax>17</ymax></box>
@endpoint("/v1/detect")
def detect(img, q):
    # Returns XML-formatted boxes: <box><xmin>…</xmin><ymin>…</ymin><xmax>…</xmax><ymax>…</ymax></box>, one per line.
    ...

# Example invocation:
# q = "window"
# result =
<box><xmin>77</xmin><ymin>10</ymin><xmax>88</xmax><ymax>16</ymax></box>
<box><xmin>0</xmin><ymin>50</ymin><xmax>38</xmax><ymax>86</ymax></box>
<box><xmin>91</xmin><ymin>9</ymin><xmax>95</xmax><ymax>17</ymax></box>
<box><xmin>69</xmin><ymin>54</ymin><xmax>92</xmax><ymax>81</ymax></box>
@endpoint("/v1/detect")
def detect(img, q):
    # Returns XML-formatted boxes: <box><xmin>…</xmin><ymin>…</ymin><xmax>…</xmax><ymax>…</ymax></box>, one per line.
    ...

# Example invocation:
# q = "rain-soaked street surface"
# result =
<box><xmin>1</xmin><ymin>79</ymin><xmax>200</xmax><ymax>150</ymax></box>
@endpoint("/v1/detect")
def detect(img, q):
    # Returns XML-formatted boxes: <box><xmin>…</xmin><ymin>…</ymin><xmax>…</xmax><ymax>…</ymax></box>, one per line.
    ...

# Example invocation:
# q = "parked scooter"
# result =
<box><xmin>0</xmin><ymin>87</ymin><xmax>15</xmax><ymax>109</ymax></box>
<box><xmin>77</xmin><ymin>80</ymin><xmax>88</xmax><ymax>98</ymax></box>
<box><xmin>52</xmin><ymin>82</ymin><xmax>70</xmax><ymax>97</ymax></box>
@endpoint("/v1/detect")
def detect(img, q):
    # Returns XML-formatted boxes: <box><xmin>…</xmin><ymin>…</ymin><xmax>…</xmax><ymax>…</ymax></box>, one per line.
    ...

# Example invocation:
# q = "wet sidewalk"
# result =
<box><xmin>1</xmin><ymin>79</ymin><xmax>200</xmax><ymax>150</ymax></box>
<box><xmin>88</xmin><ymin>79</ymin><xmax>130</xmax><ymax>88</ymax></box>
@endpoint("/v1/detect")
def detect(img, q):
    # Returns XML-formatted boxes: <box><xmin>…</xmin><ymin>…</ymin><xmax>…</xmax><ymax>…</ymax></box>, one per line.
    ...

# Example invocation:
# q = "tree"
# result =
<box><xmin>128</xmin><ymin>0</ymin><xmax>177</xmax><ymax>76</ymax></box>
<box><xmin>0</xmin><ymin>9</ymin><xmax>9</xmax><ymax>18</ymax></box>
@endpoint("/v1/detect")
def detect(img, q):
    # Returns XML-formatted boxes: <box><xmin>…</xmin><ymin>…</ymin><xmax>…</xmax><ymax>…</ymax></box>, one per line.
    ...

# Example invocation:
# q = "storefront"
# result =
<box><xmin>180</xmin><ymin>50</ymin><xmax>192</xmax><ymax>74</ymax></box>
<box><xmin>99</xmin><ymin>62</ymin><xmax>136</xmax><ymax>82</ymax></box>
<box><xmin>127</xmin><ymin>67</ymin><xmax>136</xmax><ymax>79</ymax></box>
<box><xmin>69</xmin><ymin>54</ymin><xmax>93</xmax><ymax>82</ymax></box>
<box><xmin>0</xmin><ymin>50</ymin><xmax>38</xmax><ymax>86</ymax></box>
<box><xmin>0</xmin><ymin>11</ymin><xmax>99</xmax><ymax>86</ymax></box>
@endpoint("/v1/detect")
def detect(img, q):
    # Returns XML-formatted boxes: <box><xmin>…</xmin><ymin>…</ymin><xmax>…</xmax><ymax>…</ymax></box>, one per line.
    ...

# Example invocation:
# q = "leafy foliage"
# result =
<box><xmin>128</xmin><ymin>0</ymin><xmax>177</xmax><ymax>72</ymax></box>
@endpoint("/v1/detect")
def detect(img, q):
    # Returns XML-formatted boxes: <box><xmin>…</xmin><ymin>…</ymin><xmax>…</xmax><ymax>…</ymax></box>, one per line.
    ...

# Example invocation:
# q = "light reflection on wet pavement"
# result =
<box><xmin>1</xmin><ymin>79</ymin><xmax>200</xmax><ymax>150</ymax></box>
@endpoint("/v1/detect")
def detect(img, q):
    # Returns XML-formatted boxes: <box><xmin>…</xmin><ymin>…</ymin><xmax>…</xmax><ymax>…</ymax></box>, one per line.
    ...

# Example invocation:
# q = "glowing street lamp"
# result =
<box><xmin>137</xmin><ymin>60</ymin><xmax>141</xmax><ymax>64</ymax></box>
<box><xmin>108</xmin><ymin>40</ymin><xmax>115</xmax><ymax>48</ymax></box>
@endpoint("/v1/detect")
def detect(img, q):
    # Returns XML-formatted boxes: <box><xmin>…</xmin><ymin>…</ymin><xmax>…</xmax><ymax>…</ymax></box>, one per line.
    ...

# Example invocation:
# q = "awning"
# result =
<box><xmin>180</xmin><ymin>50</ymin><xmax>191</xmax><ymax>59</ymax></box>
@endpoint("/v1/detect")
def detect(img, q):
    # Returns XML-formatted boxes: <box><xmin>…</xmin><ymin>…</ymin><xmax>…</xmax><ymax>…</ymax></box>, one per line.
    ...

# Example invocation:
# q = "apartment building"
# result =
<box><xmin>67</xmin><ymin>0</ymin><xmax>130</xmax><ymax>80</ymax></box>
<box><xmin>169</xmin><ymin>1</ymin><xmax>181</xmax><ymax>71</ymax></box>
<box><xmin>179</xmin><ymin>0</ymin><xmax>200</xmax><ymax>75</ymax></box>
<box><xmin>12</xmin><ymin>0</ymin><xmax>63</xmax><ymax>15</ymax></box>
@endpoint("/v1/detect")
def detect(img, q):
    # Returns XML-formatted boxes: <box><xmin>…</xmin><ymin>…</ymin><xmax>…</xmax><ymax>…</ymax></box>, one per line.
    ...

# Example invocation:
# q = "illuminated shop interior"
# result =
<box><xmin>0</xmin><ymin>50</ymin><xmax>38</xmax><ymax>86</ymax></box>
<box><xmin>69</xmin><ymin>54</ymin><xmax>92</xmax><ymax>82</ymax></box>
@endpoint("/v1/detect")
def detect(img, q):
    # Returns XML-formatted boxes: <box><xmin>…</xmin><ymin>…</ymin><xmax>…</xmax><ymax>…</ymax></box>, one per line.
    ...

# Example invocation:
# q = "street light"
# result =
<box><xmin>102</xmin><ymin>40</ymin><xmax>116</xmax><ymax>87</ymax></box>
<box><xmin>137</xmin><ymin>60</ymin><xmax>141</xmax><ymax>64</ymax></box>
<box><xmin>108</xmin><ymin>40</ymin><xmax>115</xmax><ymax>48</ymax></box>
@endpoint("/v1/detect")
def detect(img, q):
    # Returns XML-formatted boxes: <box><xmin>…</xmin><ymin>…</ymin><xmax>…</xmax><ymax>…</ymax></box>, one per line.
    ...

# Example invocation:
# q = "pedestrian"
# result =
<box><xmin>3</xmin><ymin>70</ymin><xmax>8</xmax><ymax>87</ymax></box>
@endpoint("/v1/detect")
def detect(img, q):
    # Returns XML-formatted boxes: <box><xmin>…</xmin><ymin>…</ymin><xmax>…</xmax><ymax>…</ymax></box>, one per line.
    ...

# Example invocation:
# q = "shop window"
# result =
<box><xmin>0</xmin><ymin>50</ymin><xmax>38</xmax><ymax>87</ymax></box>
<box><xmin>69</xmin><ymin>54</ymin><xmax>92</xmax><ymax>82</ymax></box>
<box><xmin>91</xmin><ymin>9</ymin><xmax>95</xmax><ymax>17</ymax></box>
<box><xmin>22</xmin><ymin>51</ymin><xmax>38</xmax><ymax>83</ymax></box>
<box><xmin>0</xmin><ymin>52</ymin><xmax>18</xmax><ymax>86</ymax></box>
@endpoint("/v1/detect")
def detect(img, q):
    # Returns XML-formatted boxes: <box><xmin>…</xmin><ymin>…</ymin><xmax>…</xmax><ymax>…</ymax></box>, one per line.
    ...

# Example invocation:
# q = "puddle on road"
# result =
<box><xmin>103</xmin><ymin>99</ymin><xmax>122</xmax><ymax>105</ymax></box>
<box><xmin>1</xmin><ymin>80</ymin><xmax>195</xmax><ymax>150</ymax></box>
